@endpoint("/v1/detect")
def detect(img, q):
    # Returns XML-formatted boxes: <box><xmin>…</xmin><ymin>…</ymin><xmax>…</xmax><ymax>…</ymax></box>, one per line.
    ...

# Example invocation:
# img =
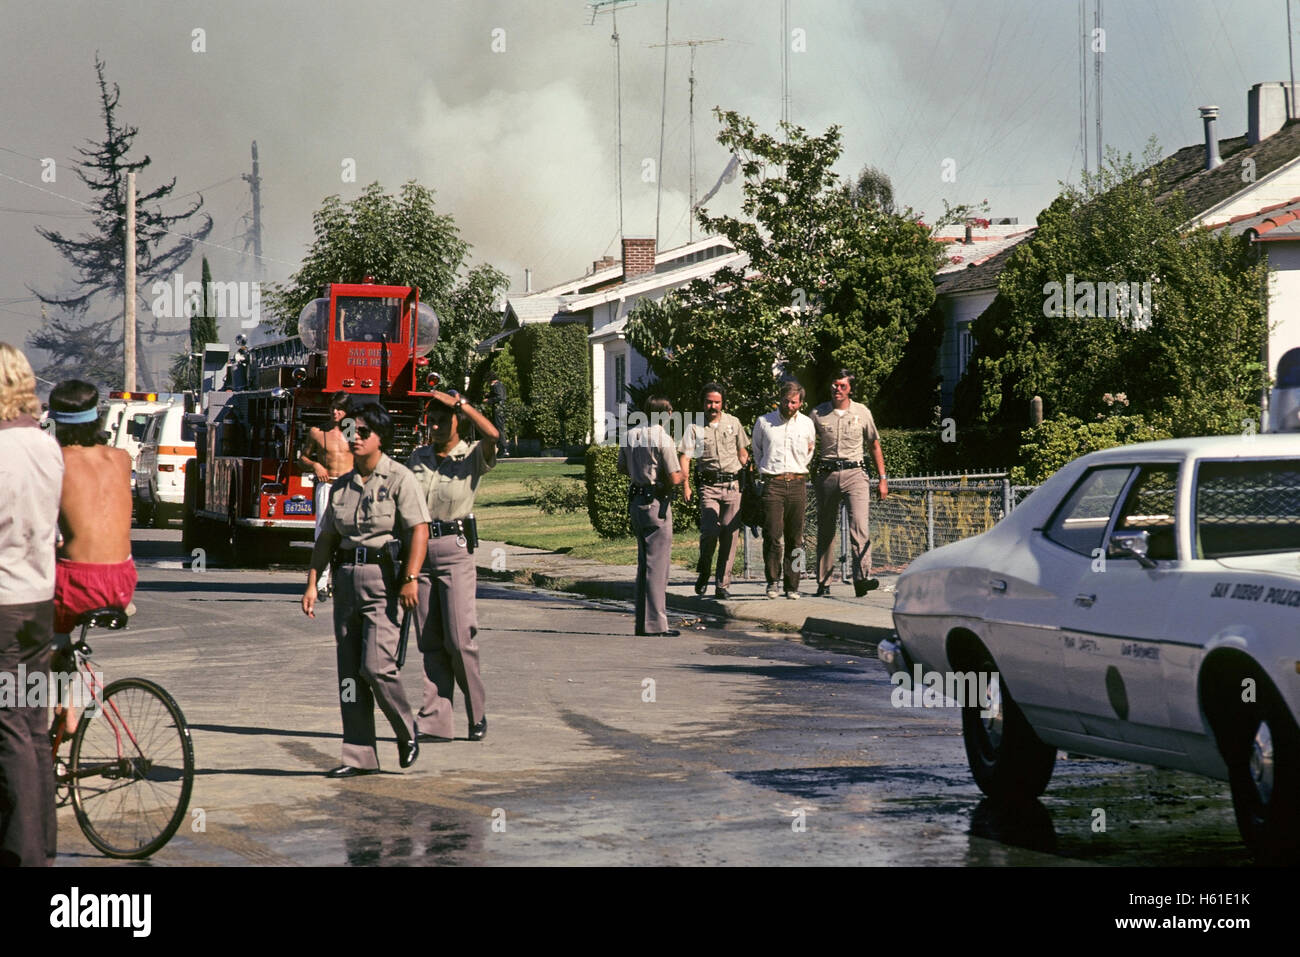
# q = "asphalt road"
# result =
<box><xmin>54</xmin><ymin>528</ymin><xmax>1252</xmax><ymax>867</ymax></box>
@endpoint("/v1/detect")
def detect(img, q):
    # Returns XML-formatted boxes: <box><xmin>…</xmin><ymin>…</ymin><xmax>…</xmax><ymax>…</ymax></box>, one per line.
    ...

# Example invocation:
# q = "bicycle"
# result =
<box><xmin>49</xmin><ymin>607</ymin><xmax>195</xmax><ymax>859</ymax></box>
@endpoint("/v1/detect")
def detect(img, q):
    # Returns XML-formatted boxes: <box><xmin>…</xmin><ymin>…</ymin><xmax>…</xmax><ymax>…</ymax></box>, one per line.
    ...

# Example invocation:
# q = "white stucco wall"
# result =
<box><xmin>1267</xmin><ymin>242</ymin><xmax>1300</xmax><ymax>378</ymax></box>
<box><xmin>939</xmin><ymin>288</ymin><xmax>997</xmax><ymax>412</ymax></box>
<box><xmin>1197</xmin><ymin>158</ymin><xmax>1300</xmax><ymax>226</ymax></box>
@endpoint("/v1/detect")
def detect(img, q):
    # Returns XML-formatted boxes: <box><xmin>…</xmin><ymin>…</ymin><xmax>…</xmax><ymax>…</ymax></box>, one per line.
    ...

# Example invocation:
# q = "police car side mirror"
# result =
<box><xmin>1109</xmin><ymin>530</ymin><xmax>1157</xmax><ymax>569</ymax></box>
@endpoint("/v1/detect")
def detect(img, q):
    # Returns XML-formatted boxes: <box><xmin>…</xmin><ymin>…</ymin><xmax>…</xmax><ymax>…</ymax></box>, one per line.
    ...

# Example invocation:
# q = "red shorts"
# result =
<box><xmin>53</xmin><ymin>558</ymin><xmax>138</xmax><ymax>634</ymax></box>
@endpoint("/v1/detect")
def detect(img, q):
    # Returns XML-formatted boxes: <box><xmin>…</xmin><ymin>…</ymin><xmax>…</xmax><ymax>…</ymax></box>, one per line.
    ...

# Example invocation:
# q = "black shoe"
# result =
<box><xmin>636</xmin><ymin>628</ymin><xmax>681</xmax><ymax>636</ymax></box>
<box><xmin>326</xmin><ymin>765</ymin><xmax>376</xmax><ymax>779</ymax></box>
<box><xmin>694</xmin><ymin>572</ymin><xmax>709</xmax><ymax>596</ymax></box>
<box><xmin>417</xmin><ymin>732</ymin><xmax>453</xmax><ymax>743</ymax></box>
<box><xmin>469</xmin><ymin>718</ymin><xmax>488</xmax><ymax>741</ymax></box>
<box><xmin>398</xmin><ymin>734</ymin><xmax>419</xmax><ymax>769</ymax></box>
<box><xmin>854</xmin><ymin>578</ymin><xmax>881</xmax><ymax>597</ymax></box>
<box><xmin>715</xmin><ymin>587</ymin><xmax>731</xmax><ymax>600</ymax></box>
<box><xmin>815</xmin><ymin>583</ymin><xmax>831</xmax><ymax>597</ymax></box>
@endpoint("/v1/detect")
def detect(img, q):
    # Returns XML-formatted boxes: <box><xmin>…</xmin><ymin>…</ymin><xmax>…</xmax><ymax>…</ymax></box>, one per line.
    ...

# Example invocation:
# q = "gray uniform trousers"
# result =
<box><xmin>415</xmin><ymin>536</ymin><xmax>485</xmax><ymax>737</ymax></box>
<box><xmin>815</xmin><ymin>468</ymin><xmax>872</xmax><ymax>585</ymax></box>
<box><xmin>631</xmin><ymin>493</ymin><xmax>673</xmax><ymax>633</ymax></box>
<box><xmin>333</xmin><ymin>563</ymin><xmax>415</xmax><ymax>769</ymax></box>
<box><xmin>0</xmin><ymin>601</ymin><xmax>55</xmax><ymax>866</ymax></box>
<box><xmin>697</xmin><ymin>481</ymin><xmax>742</xmax><ymax>588</ymax></box>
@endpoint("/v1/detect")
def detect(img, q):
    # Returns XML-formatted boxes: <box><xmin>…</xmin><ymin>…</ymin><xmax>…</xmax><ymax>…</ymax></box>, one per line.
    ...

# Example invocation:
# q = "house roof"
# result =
<box><xmin>1211</xmin><ymin>195</ymin><xmax>1300</xmax><ymax>240</ymax></box>
<box><xmin>935</xmin><ymin>230</ymin><xmax>1035</xmax><ymax>295</ymax></box>
<box><xmin>1151</xmin><ymin>119</ymin><xmax>1300</xmax><ymax>220</ymax></box>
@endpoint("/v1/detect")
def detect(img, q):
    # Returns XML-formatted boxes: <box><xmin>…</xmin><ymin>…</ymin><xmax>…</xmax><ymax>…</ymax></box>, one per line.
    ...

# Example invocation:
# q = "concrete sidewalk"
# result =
<box><xmin>473</xmin><ymin>538</ymin><xmax>898</xmax><ymax>644</ymax></box>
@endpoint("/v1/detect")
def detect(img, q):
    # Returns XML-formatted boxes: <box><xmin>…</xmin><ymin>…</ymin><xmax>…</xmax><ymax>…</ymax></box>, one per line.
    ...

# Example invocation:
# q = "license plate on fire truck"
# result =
<box><xmin>283</xmin><ymin>499</ymin><xmax>313</xmax><ymax>515</ymax></box>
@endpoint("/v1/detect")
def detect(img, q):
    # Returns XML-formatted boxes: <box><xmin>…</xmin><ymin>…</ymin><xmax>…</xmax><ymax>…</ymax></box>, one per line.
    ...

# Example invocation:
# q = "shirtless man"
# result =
<box><xmin>298</xmin><ymin>393</ymin><xmax>354</xmax><ymax>596</ymax></box>
<box><xmin>48</xmin><ymin>380</ymin><xmax>136</xmax><ymax>734</ymax></box>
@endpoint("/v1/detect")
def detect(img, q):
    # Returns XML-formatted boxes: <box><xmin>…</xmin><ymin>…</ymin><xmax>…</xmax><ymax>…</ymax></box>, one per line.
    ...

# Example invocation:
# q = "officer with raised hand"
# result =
<box><xmin>302</xmin><ymin>401</ymin><xmax>430</xmax><ymax>777</ymax></box>
<box><xmin>810</xmin><ymin>369</ymin><xmax>888</xmax><ymax>597</ymax></box>
<box><xmin>407</xmin><ymin>391</ymin><xmax>498</xmax><ymax>743</ymax></box>
<box><xmin>618</xmin><ymin>395</ymin><xmax>684</xmax><ymax>636</ymax></box>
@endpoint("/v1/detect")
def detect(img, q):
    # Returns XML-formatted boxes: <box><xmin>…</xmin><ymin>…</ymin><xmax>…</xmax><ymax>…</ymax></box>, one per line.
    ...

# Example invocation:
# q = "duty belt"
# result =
<box><xmin>819</xmin><ymin>459</ymin><xmax>863</xmax><ymax>471</ymax></box>
<box><xmin>697</xmin><ymin>469</ymin><xmax>739</xmax><ymax>484</ymax></box>
<box><xmin>629</xmin><ymin>484</ymin><xmax>662</xmax><ymax>498</ymax></box>
<box><xmin>334</xmin><ymin>546</ymin><xmax>387</xmax><ymax>565</ymax></box>
<box><xmin>429</xmin><ymin>518</ymin><xmax>469</xmax><ymax>538</ymax></box>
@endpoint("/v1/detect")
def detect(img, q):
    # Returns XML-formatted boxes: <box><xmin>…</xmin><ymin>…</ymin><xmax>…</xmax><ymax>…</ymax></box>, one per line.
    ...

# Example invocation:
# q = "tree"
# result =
<box><xmin>626</xmin><ymin>111</ymin><xmax>953</xmax><ymax>424</ymax></box>
<box><xmin>29</xmin><ymin>55</ymin><xmax>213</xmax><ymax>389</ymax></box>
<box><xmin>169</xmin><ymin>257</ymin><xmax>220</xmax><ymax>392</ymax></box>
<box><xmin>953</xmin><ymin>142</ymin><xmax>1269</xmax><ymax>441</ymax></box>
<box><xmin>268</xmin><ymin>181</ymin><xmax>508</xmax><ymax>391</ymax></box>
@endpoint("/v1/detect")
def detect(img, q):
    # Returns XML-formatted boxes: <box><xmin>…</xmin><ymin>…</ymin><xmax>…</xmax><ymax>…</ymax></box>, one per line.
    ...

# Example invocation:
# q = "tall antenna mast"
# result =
<box><xmin>649</xmin><ymin>36</ymin><xmax>725</xmax><ymax>244</ymax></box>
<box><xmin>588</xmin><ymin>0</ymin><xmax>638</xmax><ymax>241</ymax></box>
<box><xmin>655</xmin><ymin>1</ymin><xmax>670</xmax><ymax>250</ymax></box>
<box><xmin>781</xmin><ymin>0</ymin><xmax>791</xmax><ymax>126</ymax></box>
<box><xmin>1094</xmin><ymin>0</ymin><xmax>1103</xmax><ymax>172</ymax></box>
<box><xmin>1079</xmin><ymin>0</ymin><xmax>1088</xmax><ymax>175</ymax></box>
<box><xmin>1290</xmin><ymin>0</ymin><xmax>1297</xmax><ymax>120</ymax></box>
<box><xmin>242</xmin><ymin>140</ymin><xmax>263</xmax><ymax>279</ymax></box>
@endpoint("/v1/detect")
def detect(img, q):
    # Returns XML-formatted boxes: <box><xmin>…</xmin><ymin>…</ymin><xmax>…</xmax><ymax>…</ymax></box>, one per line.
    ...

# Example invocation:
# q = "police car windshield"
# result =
<box><xmin>336</xmin><ymin>297</ymin><xmax>400</xmax><ymax>343</ymax></box>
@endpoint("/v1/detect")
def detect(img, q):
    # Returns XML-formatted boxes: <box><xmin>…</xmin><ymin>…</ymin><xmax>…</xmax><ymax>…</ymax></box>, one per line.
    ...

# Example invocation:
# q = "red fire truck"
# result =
<box><xmin>181</xmin><ymin>280</ymin><xmax>440</xmax><ymax>565</ymax></box>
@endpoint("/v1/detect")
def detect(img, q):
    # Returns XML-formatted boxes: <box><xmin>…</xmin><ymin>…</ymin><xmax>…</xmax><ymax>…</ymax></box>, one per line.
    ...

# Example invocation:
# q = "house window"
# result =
<box><xmin>614</xmin><ymin>352</ymin><xmax>627</xmax><ymax>406</ymax></box>
<box><xmin>958</xmin><ymin>322</ymin><xmax>974</xmax><ymax>376</ymax></box>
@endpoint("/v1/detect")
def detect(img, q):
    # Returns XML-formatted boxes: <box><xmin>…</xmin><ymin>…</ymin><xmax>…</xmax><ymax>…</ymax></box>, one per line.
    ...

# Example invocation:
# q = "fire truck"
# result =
<box><xmin>181</xmin><ymin>280</ymin><xmax>440</xmax><ymax>566</ymax></box>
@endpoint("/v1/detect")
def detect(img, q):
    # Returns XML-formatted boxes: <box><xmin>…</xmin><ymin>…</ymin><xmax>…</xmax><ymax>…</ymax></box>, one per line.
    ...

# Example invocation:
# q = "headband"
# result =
<box><xmin>50</xmin><ymin>408</ymin><xmax>100</xmax><ymax>424</ymax></box>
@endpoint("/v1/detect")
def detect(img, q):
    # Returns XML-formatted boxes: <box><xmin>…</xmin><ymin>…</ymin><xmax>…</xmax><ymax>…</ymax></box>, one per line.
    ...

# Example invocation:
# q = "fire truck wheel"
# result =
<box><xmin>231</xmin><ymin>526</ymin><xmax>265</xmax><ymax>568</ymax></box>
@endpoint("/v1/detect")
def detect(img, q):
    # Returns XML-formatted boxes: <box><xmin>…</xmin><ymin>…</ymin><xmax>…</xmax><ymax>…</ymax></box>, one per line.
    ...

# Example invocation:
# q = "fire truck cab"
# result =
<box><xmin>182</xmin><ymin>281</ymin><xmax>438</xmax><ymax>566</ymax></box>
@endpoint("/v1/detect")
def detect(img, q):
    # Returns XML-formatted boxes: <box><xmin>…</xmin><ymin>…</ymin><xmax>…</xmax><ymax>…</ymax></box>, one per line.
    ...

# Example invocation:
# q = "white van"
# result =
<box><xmin>102</xmin><ymin>392</ymin><xmax>174</xmax><ymax>493</ymax></box>
<box><xmin>134</xmin><ymin>402</ymin><xmax>194</xmax><ymax>527</ymax></box>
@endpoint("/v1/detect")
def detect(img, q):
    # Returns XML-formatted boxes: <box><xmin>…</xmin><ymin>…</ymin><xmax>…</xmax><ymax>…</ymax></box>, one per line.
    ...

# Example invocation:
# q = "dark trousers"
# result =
<box><xmin>0</xmin><ymin>601</ymin><xmax>55</xmax><ymax>866</ymax></box>
<box><xmin>416</xmin><ymin>536</ymin><xmax>486</xmax><ymax>737</ymax></box>
<box><xmin>762</xmin><ymin>477</ymin><xmax>808</xmax><ymax>591</ymax></box>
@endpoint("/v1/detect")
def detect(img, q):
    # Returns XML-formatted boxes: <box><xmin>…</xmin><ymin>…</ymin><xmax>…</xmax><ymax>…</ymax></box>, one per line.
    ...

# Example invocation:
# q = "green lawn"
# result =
<box><xmin>475</xmin><ymin>460</ymin><xmax>702</xmax><ymax>567</ymax></box>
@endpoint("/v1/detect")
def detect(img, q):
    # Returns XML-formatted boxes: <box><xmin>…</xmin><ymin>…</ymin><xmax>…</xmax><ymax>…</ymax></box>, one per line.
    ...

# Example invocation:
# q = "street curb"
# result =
<box><xmin>478</xmin><ymin>565</ymin><xmax>893</xmax><ymax>647</ymax></box>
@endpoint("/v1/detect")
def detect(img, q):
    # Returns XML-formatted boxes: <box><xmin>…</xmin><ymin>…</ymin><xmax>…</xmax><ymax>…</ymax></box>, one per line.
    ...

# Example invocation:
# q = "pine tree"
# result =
<box><xmin>169</xmin><ymin>257</ymin><xmax>220</xmax><ymax>392</ymax></box>
<box><xmin>29</xmin><ymin>55</ymin><xmax>213</xmax><ymax>389</ymax></box>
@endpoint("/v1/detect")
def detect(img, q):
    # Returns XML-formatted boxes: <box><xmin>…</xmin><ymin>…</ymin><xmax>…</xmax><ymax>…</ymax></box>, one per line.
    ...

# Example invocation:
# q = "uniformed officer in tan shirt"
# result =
<box><xmin>618</xmin><ymin>396</ymin><xmax>684</xmax><ymax>635</ymax></box>
<box><xmin>406</xmin><ymin>390</ymin><xmax>498</xmax><ymax>743</ymax></box>
<box><xmin>678</xmin><ymin>383</ymin><xmax>750</xmax><ymax>599</ymax></box>
<box><xmin>302</xmin><ymin>401</ymin><xmax>430</xmax><ymax>777</ymax></box>
<box><xmin>810</xmin><ymin>370</ymin><xmax>888</xmax><ymax>597</ymax></box>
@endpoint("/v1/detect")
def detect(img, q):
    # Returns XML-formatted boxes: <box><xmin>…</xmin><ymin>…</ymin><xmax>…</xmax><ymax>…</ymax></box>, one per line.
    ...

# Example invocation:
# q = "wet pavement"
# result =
<box><xmin>55</xmin><ymin>528</ymin><xmax>1250</xmax><ymax>867</ymax></box>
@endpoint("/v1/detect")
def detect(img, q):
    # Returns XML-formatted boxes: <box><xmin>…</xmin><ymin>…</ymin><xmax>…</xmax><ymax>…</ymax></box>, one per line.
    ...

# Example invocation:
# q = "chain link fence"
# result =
<box><xmin>732</xmin><ymin>472</ymin><xmax>1039</xmax><ymax>579</ymax></box>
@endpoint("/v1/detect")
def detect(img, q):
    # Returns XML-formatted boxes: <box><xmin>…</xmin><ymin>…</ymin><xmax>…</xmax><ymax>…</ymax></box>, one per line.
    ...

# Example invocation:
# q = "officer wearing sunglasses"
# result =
<box><xmin>302</xmin><ymin>401</ymin><xmax>431</xmax><ymax>778</ymax></box>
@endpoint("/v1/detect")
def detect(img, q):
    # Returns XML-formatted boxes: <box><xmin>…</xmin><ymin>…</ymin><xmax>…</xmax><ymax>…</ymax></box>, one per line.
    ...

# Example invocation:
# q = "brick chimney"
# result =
<box><xmin>621</xmin><ymin>238</ymin><xmax>656</xmax><ymax>282</ymax></box>
<box><xmin>1248</xmin><ymin>82</ymin><xmax>1298</xmax><ymax>145</ymax></box>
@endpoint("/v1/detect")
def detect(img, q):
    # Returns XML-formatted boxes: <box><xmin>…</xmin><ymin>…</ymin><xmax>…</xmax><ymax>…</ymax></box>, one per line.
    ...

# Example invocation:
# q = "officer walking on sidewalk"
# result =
<box><xmin>302</xmin><ymin>402</ymin><xmax>430</xmax><ymax>777</ymax></box>
<box><xmin>810</xmin><ymin>369</ymin><xmax>888</xmax><ymax>597</ymax></box>
<box><xmin>618</xmin><ymin>396</ymin><xmax>684</xmax><ymax>636</ymax></box>
<box><xmin>406</xmin><ymin>390</ymin><xmax>498</xmax><ymax>743</ymax></box>
<box><xmin>678</xmin><ymin>383</ymin><xmax>749</xmax><ymax>600</ymax></box>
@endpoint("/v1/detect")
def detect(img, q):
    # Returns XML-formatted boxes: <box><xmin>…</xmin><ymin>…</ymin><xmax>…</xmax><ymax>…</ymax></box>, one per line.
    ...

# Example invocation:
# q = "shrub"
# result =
<box><xmin>1010</xmin><ymin>413</ymin><xmax>1173</xmax><ymax>484</ymax></box>
<box><xmin>533</xmin><ymin>477</ymin><xmax>586</xmax><ymax>515</ymax></box>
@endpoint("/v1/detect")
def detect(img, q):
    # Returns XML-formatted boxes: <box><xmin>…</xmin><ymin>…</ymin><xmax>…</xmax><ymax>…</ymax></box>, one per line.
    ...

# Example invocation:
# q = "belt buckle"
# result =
<box><xmin>354</xmin><ymin>546</ymin><xmax>366</xmax><ymax>564</ymax></box>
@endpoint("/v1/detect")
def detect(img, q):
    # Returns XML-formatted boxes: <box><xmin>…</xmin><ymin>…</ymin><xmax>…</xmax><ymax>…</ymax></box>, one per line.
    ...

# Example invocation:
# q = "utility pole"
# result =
<box><xmin>587</xmin><ymin>0</ymin><xmax>638</xmax><ymax>241</ymax></box>
<box><xmin>781</xmin><ymin>0</ymin><xmax>791</xmax><ymax>127</ymax></box>
<box><xmin>1094</xmin><ymin>0</ymin><xmax>1103</xmax><ymax>172</ymax></box>
<box><xmin>242</xmin><ymin>140</ymin><xmax>263</xmax><ymax>278</ymax></box>
<box><xmin>124</xmin><ymin>171</ymin><xmax>136</xmax><ymax>392</ymax></box>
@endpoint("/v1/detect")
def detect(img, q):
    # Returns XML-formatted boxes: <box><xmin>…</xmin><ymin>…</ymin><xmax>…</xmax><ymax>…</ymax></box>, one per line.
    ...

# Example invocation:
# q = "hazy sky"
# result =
<box><xmin>0</xmin><ymin>0</ymin><xmax>1288</xmax><ymax>385</ymax></box>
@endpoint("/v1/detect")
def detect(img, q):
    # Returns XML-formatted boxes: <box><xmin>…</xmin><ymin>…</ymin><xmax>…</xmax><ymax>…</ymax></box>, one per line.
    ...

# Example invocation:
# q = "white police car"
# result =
<box><xmin>880</xmin><ymin>352</ymin><xmax>1300</xmax><ymax>863</ymax></box>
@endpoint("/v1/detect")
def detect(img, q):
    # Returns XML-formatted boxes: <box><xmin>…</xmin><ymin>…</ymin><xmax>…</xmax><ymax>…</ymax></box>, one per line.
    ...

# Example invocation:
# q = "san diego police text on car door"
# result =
<box><xmin>883</xmin><ymin>435</ymin><xmax>1300</xmax><ymax>864</ymax></box>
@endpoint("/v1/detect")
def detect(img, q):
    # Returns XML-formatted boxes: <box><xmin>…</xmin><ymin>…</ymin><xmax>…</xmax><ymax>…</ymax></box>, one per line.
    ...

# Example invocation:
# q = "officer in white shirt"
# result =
<box><xmin>751</xmin><ymin>379</ymin><xmax>816</xmax><ymax>599</ymax></box>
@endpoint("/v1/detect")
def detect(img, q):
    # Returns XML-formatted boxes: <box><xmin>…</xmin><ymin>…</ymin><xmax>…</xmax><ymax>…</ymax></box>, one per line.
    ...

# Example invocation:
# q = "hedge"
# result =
<box><xmin>1010</xmin><ymin>414</ymin><xmax>1173</xmax><ymax>485</ymax></box>
<box><xmin>585</xmin><ymin>444</ymin><xmax>700</xmax><ymax>539</ymax></box>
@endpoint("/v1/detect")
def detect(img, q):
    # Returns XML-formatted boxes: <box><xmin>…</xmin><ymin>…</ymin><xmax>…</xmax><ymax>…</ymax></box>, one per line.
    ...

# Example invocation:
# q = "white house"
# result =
<box><xmin>500</xmin><ymin>236</ymin><xmax>743</xmax><ymax>443</ymax></box>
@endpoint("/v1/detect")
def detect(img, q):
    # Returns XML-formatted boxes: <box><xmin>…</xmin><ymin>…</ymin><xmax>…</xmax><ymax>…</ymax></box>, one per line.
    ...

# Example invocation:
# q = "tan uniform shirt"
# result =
<box><xmin>678</xmin><ymin>413</ymin><xmax>749</xmax><ymax>473</ymax></box>
<box><xmin>324</xmin><ymin>453</ymin><xmax>431</xmax><ymax>550</ymax></box>
<box><xmin>407</xmin><ymin>439</ymin><xmax>496</xmax><ymax>522</ymax></box>
<box><xmin>618</xmin><ymin>425</ymin><xmax>680</xmax><ymax>487</ymax></box>
<box><xmin>811</xmin><ymin>401</ymin><xmax>880</xmax><ymax>462</ymax></box>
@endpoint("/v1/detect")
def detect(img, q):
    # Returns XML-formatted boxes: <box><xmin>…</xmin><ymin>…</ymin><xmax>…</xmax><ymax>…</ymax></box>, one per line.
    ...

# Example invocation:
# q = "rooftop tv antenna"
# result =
<box><xmin>587</xmin><ymin>1</ymin><xmax>640</xmax><ymax>240</ymax></box>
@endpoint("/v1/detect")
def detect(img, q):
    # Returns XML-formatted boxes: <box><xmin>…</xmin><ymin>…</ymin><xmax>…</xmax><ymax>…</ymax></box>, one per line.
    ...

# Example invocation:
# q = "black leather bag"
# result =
<box><xmin>739</xmin><ymin>466</ymin><xmax>765</xmax><ymax>534</ymax></box>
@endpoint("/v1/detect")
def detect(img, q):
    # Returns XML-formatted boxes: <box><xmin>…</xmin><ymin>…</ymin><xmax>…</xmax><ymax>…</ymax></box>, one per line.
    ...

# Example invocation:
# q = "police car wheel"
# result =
<box><xmin>961</xmin><ymin>650</ymin><xmax>1056</xmax><ymax>803</ymax></box>
<box><xmin>1226</xmin><ymin>678</ymin><xmax>1300</xmax><ymax>865</ymax></box>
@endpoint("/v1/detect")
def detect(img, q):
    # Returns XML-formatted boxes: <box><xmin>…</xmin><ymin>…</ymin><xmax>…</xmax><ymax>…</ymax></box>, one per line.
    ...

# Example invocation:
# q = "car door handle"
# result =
<box><xmin>1074</xmin><ymin>593</ymin><xmax>1096</xmax><ymax>607</ymax></box>
<box><xmin>990</xmin><ymin>579</ymin><xmax>1007</xmax><ymax>593</ymax></box>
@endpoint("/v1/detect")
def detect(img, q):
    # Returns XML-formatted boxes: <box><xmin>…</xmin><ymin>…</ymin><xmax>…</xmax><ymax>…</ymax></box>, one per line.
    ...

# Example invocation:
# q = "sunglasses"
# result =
<box><xmin>353</xmin><ymin>426</ymin><xmax>373</xmax><ymax>440</ymax></box>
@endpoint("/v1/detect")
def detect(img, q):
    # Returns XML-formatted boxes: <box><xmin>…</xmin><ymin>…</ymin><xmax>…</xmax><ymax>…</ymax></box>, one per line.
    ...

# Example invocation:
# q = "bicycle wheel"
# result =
<box><xmin>69</xmin><ymin>677</ymin><xmax>195</xmax><ymax>859</ymax></box>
